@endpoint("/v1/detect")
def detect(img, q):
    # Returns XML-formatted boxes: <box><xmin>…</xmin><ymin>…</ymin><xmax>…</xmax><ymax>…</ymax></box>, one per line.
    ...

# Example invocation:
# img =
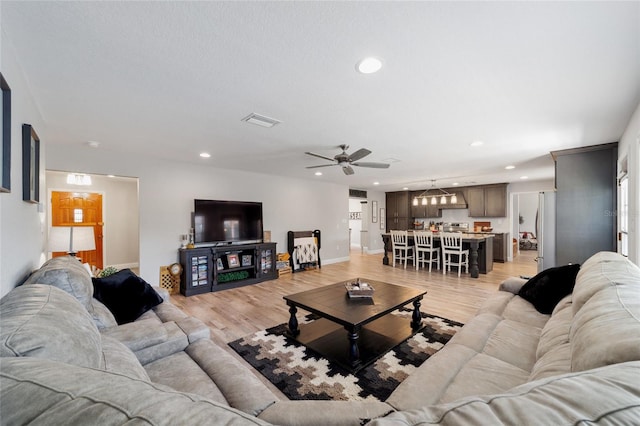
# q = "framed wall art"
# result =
<box><xmin>380</xmin><ymin>208</ymin><xmax>385</xmax><ymax>230</ymax></box>
<box><xmin>22</xmin><ymin>124</ymin><xmax>40</xmax><ymax>203</ymax></box>
<box><xmin>372</xmin><ymin>201</ymin><xmax>378</xmax><ymax>223</ymax></box>
<box><xmin>1</xmin><ymin>73</ymin><xmax>10</xmax><ymax>193</ymax></box>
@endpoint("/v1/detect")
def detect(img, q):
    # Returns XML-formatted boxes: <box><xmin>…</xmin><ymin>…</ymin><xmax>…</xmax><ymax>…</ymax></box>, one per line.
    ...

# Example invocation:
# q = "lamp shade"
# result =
<box><xmin>48</xmin><ymin>226</ymin><xmax>96</xmax><ymax>255</ymax></box>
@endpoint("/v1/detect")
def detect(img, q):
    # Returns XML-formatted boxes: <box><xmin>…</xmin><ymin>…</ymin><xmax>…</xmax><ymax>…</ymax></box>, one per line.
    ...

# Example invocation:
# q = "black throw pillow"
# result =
<box><xmin>92</xmin><ymin>269</ymin><xmax>163</xmax><ymax>325</ymax></box>
<box><xmin>518</xmin><ymin>264</ymin><xmax>581</xmax><ymax>314</ymax></box>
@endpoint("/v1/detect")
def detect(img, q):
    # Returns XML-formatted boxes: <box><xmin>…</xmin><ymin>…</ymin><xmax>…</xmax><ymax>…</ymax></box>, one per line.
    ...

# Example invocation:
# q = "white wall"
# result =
<box><xmin>45</xmin><ymin>171</ymin><xmax>139</xmax><ymax>268</ymax></box>
<box><xmin>46</xmin><ymin>145</ymin><xmax>354</xmax><ymax>282</ymax></box>
<box><xmin>617</xmin><ymin>102</ymin><xmax>640</xmax><ymax>265</ymax></box>
<box><xmin>0</xmin><ymin>33</ymin><xmax>48</xmax><ymax>297</ymax></box>
<box><xmin>517</xmin><ymin>193</ymin><xmax>539</xmax><ymax>236</ymax></box>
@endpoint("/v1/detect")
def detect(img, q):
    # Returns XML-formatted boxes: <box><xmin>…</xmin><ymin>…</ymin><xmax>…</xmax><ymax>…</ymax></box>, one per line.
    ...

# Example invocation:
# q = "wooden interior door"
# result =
<box><xmin>51</xmin><ymin>191</ymin><xmax>104</xmax><ymax>269</ymax></box>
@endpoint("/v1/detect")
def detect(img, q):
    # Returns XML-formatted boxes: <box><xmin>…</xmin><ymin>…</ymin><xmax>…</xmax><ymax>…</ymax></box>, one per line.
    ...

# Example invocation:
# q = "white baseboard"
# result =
<box><xmin>109</xmin><ymin>262</ymin><xmax>140</xmax><ymax>270</ymax></box>
<box><xmin>366</xmin><ymin>248</ymin><xmax>384</xmax><ymax>255</ymax></box>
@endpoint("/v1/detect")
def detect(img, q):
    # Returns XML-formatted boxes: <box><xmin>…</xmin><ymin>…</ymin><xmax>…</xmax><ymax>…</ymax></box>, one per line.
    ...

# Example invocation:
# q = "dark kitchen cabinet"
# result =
<box><xmin>386</xmin><ymin>191</ymin><xmax>411</xmax><ymax>231</ymax></box>
<box><xmin>492</xmin><ymin>233</ymin><xmax>509</xmax><ymax>263</ymax></box>
<box><xmin>468</xmin><ymin>184</ymin><xmax>507</xmax><ymax>217</ymax></box>
<box><xmin>410</xmin><ymin>192</ymin><xmax>442</xmax><ymax>219</ymax></box>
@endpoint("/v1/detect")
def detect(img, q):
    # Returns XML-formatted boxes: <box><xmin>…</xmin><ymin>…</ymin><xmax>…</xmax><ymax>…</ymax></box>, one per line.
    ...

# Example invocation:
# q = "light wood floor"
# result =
<box><xmin>171</xmin><ymin>249</ymin><xmax>538</xmax><ymax>348</ymax></box>
<box><xmin>170</xmin><ymin>249</ymin><xmax>538</xmax><ymax>398</ymax></box>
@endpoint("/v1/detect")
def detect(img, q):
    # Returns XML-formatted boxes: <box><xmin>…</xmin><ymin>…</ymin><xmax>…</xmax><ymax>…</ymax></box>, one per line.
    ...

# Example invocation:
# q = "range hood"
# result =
<box><xmin>439</xmin><ymin>189</ymin><xmax>467</xmax><ymax>209</ymax></box>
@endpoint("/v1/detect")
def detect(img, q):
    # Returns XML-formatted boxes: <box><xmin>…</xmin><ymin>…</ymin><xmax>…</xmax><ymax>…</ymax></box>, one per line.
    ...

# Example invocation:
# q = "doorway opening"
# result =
<box><xmin>46</xmin><ymin>170</ymin><xmax>139</xmax><ymax>272</ymax></box>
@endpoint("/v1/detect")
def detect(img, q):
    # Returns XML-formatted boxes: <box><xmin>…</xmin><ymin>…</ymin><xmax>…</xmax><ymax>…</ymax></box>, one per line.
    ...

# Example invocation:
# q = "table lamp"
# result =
<box><xmin>48</xmin><ymin>226</ymin><xmax>96</xmax><ymax>256</ymax></box>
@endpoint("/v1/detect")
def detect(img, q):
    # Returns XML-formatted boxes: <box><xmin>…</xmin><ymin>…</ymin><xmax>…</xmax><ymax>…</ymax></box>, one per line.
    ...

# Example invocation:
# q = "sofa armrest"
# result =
<box><xmin>499</xmin><ymin>277</ymin><xmax>528</xmax><ymax>294</ymax></box>
<box><xmin>153</xmin><ymin>286</ymin><xmax>170</xmax><ymax>302</ymax></box>
<box><xmin>176</xmin><ymin>316</ymin><xmax>210</xmax><ymax>343</ymax></box>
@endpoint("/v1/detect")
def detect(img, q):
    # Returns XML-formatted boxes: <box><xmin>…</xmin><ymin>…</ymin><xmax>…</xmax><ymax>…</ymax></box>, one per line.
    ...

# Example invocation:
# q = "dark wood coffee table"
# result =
<box><xmin>283</xmin><ymin>279</ymin><xmax>426</xmax><ymax>372</ymax></box>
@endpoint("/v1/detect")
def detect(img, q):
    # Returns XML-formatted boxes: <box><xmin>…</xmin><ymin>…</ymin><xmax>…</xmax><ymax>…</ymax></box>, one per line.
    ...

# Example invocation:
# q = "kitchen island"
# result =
<box><xmin>381</xmin><ymin>232</ymin><xmax>494</xmax><ymax>278</ymax></box>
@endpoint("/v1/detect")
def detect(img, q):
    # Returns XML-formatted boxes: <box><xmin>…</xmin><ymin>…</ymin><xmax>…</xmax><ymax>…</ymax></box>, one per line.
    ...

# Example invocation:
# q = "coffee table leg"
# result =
<box><xmin>288</xmin><ymin>305</ymin><xmax>299</xmax><ymax>336</ymax></box>
<box><xmin>346</xmin><ymin>326</ymin><xmax>361</xmax><ymax>369</ymax></box>
<box><xmin>411</xmin><ymin>298</ymin><xmax>423</xmax><ymax>329</ymax></box>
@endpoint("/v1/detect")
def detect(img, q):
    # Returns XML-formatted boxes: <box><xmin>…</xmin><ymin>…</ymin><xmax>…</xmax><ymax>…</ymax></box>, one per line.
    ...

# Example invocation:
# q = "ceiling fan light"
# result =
<box><xmin>413</xmin><ymin>197</ymin><xmax>418</xmax><ymax>206</ymax></box>
<box><xmin>451</xmin><ymin>194</ymin><xmax>457</xmax><ymax>203</ymax></box>
<box><xmin>440</xmin><ymin>195</ymin><xmax>447</xmax><ymax>204</ymax></box>
<box><xmin>422</xmin><ymin>197</ymin><xmax>427</xmax><ymax>206</ymax></box>
<box><xmin>431</xmin><ymin>197</ymin><xmax>437</xmax><ymax>205</ymax></box>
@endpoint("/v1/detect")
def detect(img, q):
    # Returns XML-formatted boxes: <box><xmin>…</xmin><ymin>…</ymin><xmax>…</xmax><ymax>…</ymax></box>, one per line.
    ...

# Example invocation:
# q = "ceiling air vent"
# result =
<box><xmin>349</xmin><ymin>189</ymin><xmax>368</xmax><ymax>198</ymax></box>
<box><xmin>241</xmin><ymin>113</ymin><xmax>281</xmax><ymax>128</ymax></box>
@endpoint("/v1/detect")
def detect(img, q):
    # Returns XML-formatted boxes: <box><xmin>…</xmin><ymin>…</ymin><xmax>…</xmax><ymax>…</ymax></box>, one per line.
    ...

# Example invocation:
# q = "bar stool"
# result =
<box><xmin>391</xmin><ymin>230</ymin><xmax>414</xmax><ymax>269</ymax></box>
<box><xmin>441</xmin><ymin>232</ymin><xmax>469</xmax><ymax>277</ymax></box>
<box><xmin>414</xmin><ymin>231</ymin><xmax>440</xmax><ymax>272</ymax></box>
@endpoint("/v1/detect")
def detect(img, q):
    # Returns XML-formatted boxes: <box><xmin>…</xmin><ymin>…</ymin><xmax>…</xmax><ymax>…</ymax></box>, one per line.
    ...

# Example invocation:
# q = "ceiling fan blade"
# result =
<box><xmin>348</xmin><ymin>148</ymin><xmax>371</xmax><ymax>162</ymax></box>
<box><xmin>305</xmin><ymin>152</ymin><xmax>337</xmax><ymax>162</ymax></box>
<box><xmin>306</xmin><ymin>164</ymin><xmax>338</xmax><ymax>169</ymax></box>
<box><xmin>352</xmin><ymin>162</ymin><xmax>390</xmax><ymax>169</ymax></box>
<box><xmin>342</xmin><ymin>165</ymin><xmax>355</xmax><ymax>175</ymax></box>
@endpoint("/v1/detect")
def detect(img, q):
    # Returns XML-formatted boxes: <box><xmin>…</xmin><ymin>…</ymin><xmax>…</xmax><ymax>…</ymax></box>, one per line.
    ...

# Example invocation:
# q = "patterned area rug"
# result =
<box><xmin>228</xmin><ymin>309</ymin><xmax>463</xmax><ymax>402</ymax></box>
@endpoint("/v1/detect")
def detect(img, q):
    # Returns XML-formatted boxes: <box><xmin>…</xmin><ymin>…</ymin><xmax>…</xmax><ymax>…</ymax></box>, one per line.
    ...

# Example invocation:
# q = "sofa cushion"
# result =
<box><xmin>145</xmin><ymin>351</ymin><xmax>228</xmax><ymax>405</ymax></box>
<box><xmin>100</xmin><ymin>335</ymin><xmax>150</xmax><ymax>381</ymax></box>
<box><xmin>0</xmin><ymin>357</ymin><xmax>270</xmax><ymax>426</ymax></box>
<box><xmin>570</xmin><ymin>254</ymin><xmax>640</xmax><ymax>372</ymax></box>
<box><xmin>0</xmin><ymin>285</ymin><xmax>103</xmax><ymax>369</ymax></box>
<box><xmin>518</xmin><ymin>264</ymin><xmax>580</xmax><ymax>314</ymax></box>
<box><xmin>92</xmin><ymin>269</ymin><xmax>163</xmax><ymax>325</ymax></box>
<box><xmin>23</xmin><ymin>256</ymin><xmax>95</xmax><ymax>313</ymax></box>
<box><xmin>372</xmin><ymin>362</ymin><xmax>640</xmax><ymax>426</ymax></box>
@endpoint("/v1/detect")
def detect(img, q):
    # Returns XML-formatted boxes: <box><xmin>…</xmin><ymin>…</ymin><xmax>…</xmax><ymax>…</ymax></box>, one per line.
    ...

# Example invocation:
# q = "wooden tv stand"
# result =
<box><xmin>179</xmin><ymin>242</ymin><xmax>277</xmax><ymax>296</ymax></box>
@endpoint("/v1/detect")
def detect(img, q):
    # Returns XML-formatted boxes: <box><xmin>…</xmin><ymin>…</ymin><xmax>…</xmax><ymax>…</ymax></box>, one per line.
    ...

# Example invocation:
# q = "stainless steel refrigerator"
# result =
<box><xmin>536</xmin><ymin>191</ymin><xmax>556</xmax><ymax>273</ymax></box>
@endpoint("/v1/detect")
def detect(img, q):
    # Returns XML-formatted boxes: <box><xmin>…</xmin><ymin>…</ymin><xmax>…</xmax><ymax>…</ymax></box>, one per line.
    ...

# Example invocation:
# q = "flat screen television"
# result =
<box><xmin>193</xmin><ymin>199</ymin><xmax>263</xmax><ymax>246</ymax></box>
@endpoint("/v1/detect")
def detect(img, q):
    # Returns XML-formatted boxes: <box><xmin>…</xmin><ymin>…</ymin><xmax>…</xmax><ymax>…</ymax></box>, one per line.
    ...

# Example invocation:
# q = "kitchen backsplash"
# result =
<box><xmin>414</xmin><ymin>209</ymin><xmax>509</xmax><ymax>233</ymax></box>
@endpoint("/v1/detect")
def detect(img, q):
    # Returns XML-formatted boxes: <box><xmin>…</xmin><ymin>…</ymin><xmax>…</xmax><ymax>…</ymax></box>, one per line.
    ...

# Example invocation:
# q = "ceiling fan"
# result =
<box><xmin>305</xmin><ymin>144</ymin><xmax>390</xmax><ymax>175</ymax></box>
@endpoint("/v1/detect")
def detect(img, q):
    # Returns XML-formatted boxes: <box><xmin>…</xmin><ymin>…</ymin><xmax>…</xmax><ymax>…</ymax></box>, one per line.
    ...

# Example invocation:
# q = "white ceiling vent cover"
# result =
<box><xmin>241</xmin><ymin>113</ymin><xmax>281</xmax><ymax>128</ymax></box>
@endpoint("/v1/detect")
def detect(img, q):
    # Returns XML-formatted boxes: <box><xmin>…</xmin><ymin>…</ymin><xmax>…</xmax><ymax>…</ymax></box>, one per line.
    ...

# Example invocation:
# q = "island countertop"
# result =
<box><xmin>380</xmin><ymin>231</ymin><xmax>494</xmax><ymax>278</ymax></box>
<box><xmin>381</xmin><ymin>231</ymin><xmax>495</xmax><ymax>240</ymax></box>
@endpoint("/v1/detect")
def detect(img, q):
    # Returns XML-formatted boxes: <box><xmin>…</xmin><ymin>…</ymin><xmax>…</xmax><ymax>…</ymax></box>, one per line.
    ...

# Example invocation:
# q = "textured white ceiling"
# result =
<box><xmin>2</xmin><ymin>1</ymin><xmax>639</xmax><ymax>192</ymax></box>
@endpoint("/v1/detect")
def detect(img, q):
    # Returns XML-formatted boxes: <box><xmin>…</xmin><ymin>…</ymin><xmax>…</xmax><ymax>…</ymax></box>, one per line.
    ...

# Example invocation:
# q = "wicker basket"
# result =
<box><xmin>159</xmin><ymin>266</ymin><xmax>179</xmax><ymax>295</ymax></box>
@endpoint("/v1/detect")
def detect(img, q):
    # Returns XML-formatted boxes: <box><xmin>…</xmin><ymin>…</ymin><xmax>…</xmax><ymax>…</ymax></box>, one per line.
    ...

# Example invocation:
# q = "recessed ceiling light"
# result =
<box><xmin>520</xmin><ymin>176</ymin><xmax>529</xmax><ymax>179</ymax></box>
<box><xmin>200</xmin><ymin>152</ymin><xmax>211</xmax><ymax>158</ymax></box>
<box><xmin>315</xmin><ymin>171</ymin><xmax>322</xmax><ymax>176</ymax></box>
<box><xmin>86</xmin><ymin>141</ymin><xmax>100</xmax><ymax>148</ymax></box>
<box><xmin>470</xmin><ymin>141</ymin><xmax>484</xmax><ymax>147</ymax></box>
<box><xmin>452</xmin><ymin>182</ymin><xmax>459</xmax><ymax>186</ymax></box>
<box><xmin>505</xmin><ymin>165</ymin><xmax>516</xmax><ymax>170</ymax></box>
<box><xmin>356</xmin><ymin>57</ymin><xmax>383</xmax><ymax>74</ymax></box>
<box><xmin>107</xmin><ymin>175</ymin><xmax>115</xmax><ymax>178</ymax></box>
<box><xmin>373</xmin><ymin>181</ymin><xmax>380</xmax><ymax>185</ymax></box>
<box><xmin>402</xmin><ymin>187</ymin><xmax>409</xmax><ymax>190</ymax></box>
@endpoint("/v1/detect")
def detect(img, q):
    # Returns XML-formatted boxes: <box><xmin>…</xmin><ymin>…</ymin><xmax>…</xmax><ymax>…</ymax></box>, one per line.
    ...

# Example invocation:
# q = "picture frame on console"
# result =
<box><xmin>242</xmin><ymin>255</ymin><xmax>252</xmax><ymax>266</ymax></box>
<box><xmin>227</xmin><ymin>254</ymin><xmax>240</xmax><ymax>268</ymax></box>
<box><xmin>216</xmin><ymin>258</ymin><xmax>224</xmax><ymax>270</ymax></box>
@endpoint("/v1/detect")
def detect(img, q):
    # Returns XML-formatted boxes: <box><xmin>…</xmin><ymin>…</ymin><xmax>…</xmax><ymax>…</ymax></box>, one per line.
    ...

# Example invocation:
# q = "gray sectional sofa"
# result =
<box><xmin>1</xmin><ymin>252</ymin><xmax>640</xmax><ymax>425</ymax></box>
